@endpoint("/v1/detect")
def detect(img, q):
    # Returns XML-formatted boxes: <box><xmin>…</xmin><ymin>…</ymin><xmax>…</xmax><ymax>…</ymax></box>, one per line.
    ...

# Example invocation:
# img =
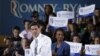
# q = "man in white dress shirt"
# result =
<box><xmin>30</xmin><ymin>22</ymin><xmax>52</xmax><ymax>56</ymax></box>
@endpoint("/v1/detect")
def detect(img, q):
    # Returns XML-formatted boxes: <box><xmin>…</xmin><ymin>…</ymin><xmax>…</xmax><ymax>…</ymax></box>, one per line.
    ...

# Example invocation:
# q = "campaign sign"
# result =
<box><xmin>57</xmin><ymin>11</ymin><xmax>74</xmax><ymax>19</ymax></box>
<box><xmin>85</xmin><ymin>44</ymin><xmax>100</xmax><ymax>56</ymax></box>
<box><xmin>79</xmin><ymin>4</ymin><xmax>95</xmax><ymax>17</ymax></box>
<box><xmin>65</xmin><ymin>41</ymin><xmax>82</xmax><ymax>56</ymax></box>
<box><xmin>48</xmin><ymin>16</ymin><xmax>68</xmax><ymax>31</ymax></box>
<box><xmin>25</xmin><ymin>49</ymin><xmax>30</xmax><ymax>56</ymax></box>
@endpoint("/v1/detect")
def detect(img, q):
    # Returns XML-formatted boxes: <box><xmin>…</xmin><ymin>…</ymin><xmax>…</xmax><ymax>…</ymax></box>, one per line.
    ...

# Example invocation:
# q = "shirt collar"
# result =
<box><xmin>35</xmin><ymin>33</ymin><xmax>42</xmax><ymax>40</ymax></box>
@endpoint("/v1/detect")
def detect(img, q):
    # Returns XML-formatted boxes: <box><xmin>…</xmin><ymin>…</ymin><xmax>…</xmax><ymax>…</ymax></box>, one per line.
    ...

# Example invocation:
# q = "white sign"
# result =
<box><xmin>85</xmin><ymin>44</ymin><xmax>100</xmax><ymax>55</ymax></box>
<box><xmin>79</xmin><ymin>4</ymin><xmax>95</xmax><ymax>16</ymax></box>
<box><xmin>49</xmin><ymin>16</ymin><xmax>68</xmax><ymax>27</ymax></box>
<box><xmin>57</xmin><ymin>11</ymin><xmax>74</xmax><ymax>19</ymax></box>
<box><xmin>25</xmin><ymin>49</ymin><xmax>30</xmax><ymax>56</ymax></box>
<box><xmin>65</xmin><ymin>41</ymin><xmax>82</xmax><ymax>53</ymax></box>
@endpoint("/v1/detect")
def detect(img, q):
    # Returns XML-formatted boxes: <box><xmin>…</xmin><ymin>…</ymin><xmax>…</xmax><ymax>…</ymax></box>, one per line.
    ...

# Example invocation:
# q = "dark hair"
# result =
<box><xmin>23</xmin><ymin>20</ymin><xmax>31</xmax><ymax>25</ymax></box>
<box><xmin>71</xmin><ymin>34</ymin><xmax>81</xmax><ymax>42</ymax></box>
<box><xmin>30</xmin><ymin>22</ymin><xmax>41</xmax><ymax>28</ymax></box>
<box><xmin>5</xmin><ymin>37</ymin><xmax>13</xmax><ymax>42</ymax></box>
<box><xmin>44</xmin><ymin>4</ymin><xmax>53</xmax><ymax>12</ymax></box>
<box><xmin>93</xmin><ymin>36</ymin><xmax>100</xmax><ymax>44</ymax></box>
<box><xmin>94</xmin><ymin>35</ymin><xmax>100</xmax><ymax>39</ymax></box>
<box><xmin>95</xmin><ymin>8</ymin><xmax>100</xmax><ymax>10</ymax></box>
<box><xmin>21</xmin><ymin>38</ymin><xmax>30</xmax><ymax>45</ymax></box>
<box><xmin>12</xmin><ymin>26</ymin><xmax>20</xmax><ymax>31</ymax></box>
<box><xmin>53</xmin><ymin>28</ymin><xmax>66</xmax><ymax>41</ymax></box>
<box><xmin>31</xmin><ymin>11</ymin><xmax>39</xmax><ymax>18</ymax></box>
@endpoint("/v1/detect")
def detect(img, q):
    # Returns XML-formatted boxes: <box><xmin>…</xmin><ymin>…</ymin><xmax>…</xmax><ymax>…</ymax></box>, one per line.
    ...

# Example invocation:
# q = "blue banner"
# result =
<box><xmin>48</xmin><ymin>25</ymin><xmax>67</xmax><ymax>31</ymax></box>
<box><xmin>71</xmin><ymin>53</ymin><xmax>80</xmax><ymax>56</ymax></box>
<box><xmin>0</xmin><ymin>0</ymin><xmax>100</xmax><ymax>35</ymax></box>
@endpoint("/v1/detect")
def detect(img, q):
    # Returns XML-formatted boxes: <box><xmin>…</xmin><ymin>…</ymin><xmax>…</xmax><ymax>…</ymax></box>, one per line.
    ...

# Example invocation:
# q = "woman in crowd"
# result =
<box><xmin>52</xmin><ymin>28</ymin><xmax>70</xmax><ymax>56</ymax></box>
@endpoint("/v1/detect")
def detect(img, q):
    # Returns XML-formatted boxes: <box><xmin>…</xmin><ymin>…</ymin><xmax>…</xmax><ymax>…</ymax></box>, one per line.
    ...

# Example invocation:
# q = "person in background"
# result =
<box><xmin>42</xmin><ymin>5</ymin><xmax>56</xmax><ymax>32</ymax></box>
<box><xmin>3</xmin><ymin>37</ymin><xmax>15</xmax><ymax>56</ymax></box>
<box><xmin>71</xmin><ymin>34</ymin><xmax>85</xmax><ymax>56</ymax></box>
<box><xmin>92</xmin><ymin>36</ymin><xmax>100</xmax><ymax>56</ymax></box>
<box><xmin>31</xmin><ymin>11</ymin><xmax>39</xmax><ymax>22</ymax></box>
<box><xmin>15</xmin><ymin>38</ymin><xmax>30</xmax><ymax>56</ymax></box>
<box><xmin>71</xmin><ymin>34</ymin><xmax>81</xmax><ymax>43</ymax></box>
<box><xmin>31</xmin><ymin>11</ymin><xmax>45</xmax><ymax>24</ymax></box>
<box><xmin>44</xmin><ymin>4</ymin><xmax>54</xmax><ymax>25</ymax></box>
<box><xmin>93</xmin><ymin>36</ymin><xmax>100</xmax><ymax>44</ymax></box>
<box><xmin>11</xmin><ymin>26</ymin><xmax>22</xmax><ymax>48</ymax></box>
<box><xmin>94</xmin><ymin>8</ymin><xmax>100</xmax><ymax>24</ymax></box>
<box><xmin>11</xmin><ymin>26</ymin><xmax>21</xmax><ymax>41</ymax></box>
<box><xmin>52</xmin><ymin>28</ymin><xmax>70</xmax><ymax>56</ymax></box>
<box><xmin>95</xmin><ymin>8</ymin><xmax>100</xmax><ymax>18</ymax></box>
<box><xmin>45</xmin><ymin>13</ymin><xmax>56</xmax><ymax>38</ymax></box>
<box><xmin>21</xmin><ymin>38</ymin><xmax>30</xmax><ymax>49</ymax></box>
<box><xmin>19</xmin><ymin>20</ymin><xmax>32</xmax><ymax>42</ymax></box>
<box><xmin>30</xmin><ymin>22</ymin><xmax>52</xmax><ymax>56</ymax></box>
<box><xmin>39</xmin><ymin>4</ymin><xmax>56</xmax><ymax>38</ymax></box>
<box><xmin>31</xmin><ymin>11</ymin><xmax>46</xmax><ymax>35</ymax></box>
<box><xmin>68</xmin><ymin>23</ymin><xmax>79</xmax><ymax>37</ymax></box>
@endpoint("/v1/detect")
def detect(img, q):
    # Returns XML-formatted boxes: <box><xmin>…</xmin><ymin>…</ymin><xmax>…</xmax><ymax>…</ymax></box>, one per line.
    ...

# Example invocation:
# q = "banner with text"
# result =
<box><xmin>0</xmin><ymin>0</ymin><xmax>100</xmax><ymax>34</ymax></box>
<box><xmin>79</xmin><ymin>4</ymin><xmax>95</xmax><ymax>17</ymax></box>
<box><xmin>65</xmin><ymin>41</ymin><xmax>82</xmax><ymax>56</ymax></box>
<box><xmin>57</xmin><ymin>11</ymin><xmax>74</xmax><ymax>19</ymax></box>
<box><xmin>48</xmin><ymin>16</ymin><xmax>68</xmax><ymax>30</ymax></box>
<box><xmin>25</xmin><ymin>49</ymin><xmax>31</xmax><ymax>56</ymax></box>
<box><xmin>85</xmin><ymin>44</ymin><xmax>100</xmax><ymax>56</ymax></box>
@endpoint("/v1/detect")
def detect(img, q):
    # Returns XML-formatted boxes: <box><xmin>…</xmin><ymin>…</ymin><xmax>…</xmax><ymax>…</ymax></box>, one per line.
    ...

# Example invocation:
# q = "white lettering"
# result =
<box><xmin>20</xmin><ymin>3</ymin><xmax>28</xmax><ymax>13</ymax></box>
<box><xmin>63</xmin><ymin>4</ymin><xmax>69</xmax><ymax>11</ymax></box>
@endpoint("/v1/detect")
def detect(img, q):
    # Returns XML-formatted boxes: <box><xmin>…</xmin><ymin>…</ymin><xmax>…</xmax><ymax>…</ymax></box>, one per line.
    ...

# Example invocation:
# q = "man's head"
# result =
<box><xmin>30</xmin><ymin>22</ymin><xmax>41</xmax><ymax>38</ymax></box>
<box><xmin>31</xmin><ymin>11</ymin><xmax>39</xmax><ymax>21</ymax></box>
<box><xmin>12</xmin><ymin>26</ymin><xmax>20</xmax><ymax>37</ymax></box>
<box><xmin>23</xmin><ymin>20</ymin><xmax>31</xmax><ymax>30</ymax></box>
<box><xmin>72</xmin><ymin>34</ymin><xmax>81</xmax><ymax>43</ymax></box>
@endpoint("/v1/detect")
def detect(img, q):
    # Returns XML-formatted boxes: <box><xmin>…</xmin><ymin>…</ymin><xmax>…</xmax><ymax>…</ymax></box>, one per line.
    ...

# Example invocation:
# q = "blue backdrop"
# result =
<box><xmin>0</xmin><ymin>0</ymin><xmax>100</xmax><ymax>35</ymax></box>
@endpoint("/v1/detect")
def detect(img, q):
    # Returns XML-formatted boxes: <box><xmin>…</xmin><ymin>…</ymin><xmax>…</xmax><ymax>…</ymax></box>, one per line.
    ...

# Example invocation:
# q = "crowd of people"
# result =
<box><xmin>0</xmin><ymin>4</ymin><xmax>100</xmax><ymax>56</ymax></box>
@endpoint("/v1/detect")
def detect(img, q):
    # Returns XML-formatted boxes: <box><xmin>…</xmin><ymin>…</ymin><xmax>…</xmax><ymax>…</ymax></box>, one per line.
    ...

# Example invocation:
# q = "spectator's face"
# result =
<box><xmin>94</xmin><ymin>37</ymin><xmax>100</xmax><ymax>44</ymax></box>
<box><xmin>13</xmin><ymin>29</ymin><xmax>19</xmax><ymax>37</ymax></box>
<box><xmin>55</xmin><ymin>31</ymin><xmax>64</xmax><ymax>42</ymax></box>
<box><xmin>24</xmin><ymin>22</ymin><xmax>30</xmax><ymax>30</ymax></box>
<box><xmin>45</xmin><ymin>6</ymin><xmax>52</xmax><ymax>15</ymax></box>
<box><xmin>73</xmin><ymin>36</ymin><xmax>80</xmax><ymax>43</ymax></box>
<box><xmin>68</xmin><ymin>24</ymin><xmax>74</xmax><ymax>32</ymax></box>
<box><xmin>87</xmin><ymin>24</ymin><xmax>93</xmax><ymax>31</ymax></box>
<box><xmin>5</xmin><ymin>39</ymin><xmax>12</xmax><ymax>47</ymax></box>
<box><xmin>31</xmin><ymin>25</ymin><xmax>41</xmax><ymax>38</ymax></box>
<box><xmin>21</xmin><ymin>39</ymin><xmax>29</xmax><ymax>49</ymax></box>
<box><xmin>94</xmin><ymin>10</ymin><xmax>100</xmax><ymax>17</ymax></box>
